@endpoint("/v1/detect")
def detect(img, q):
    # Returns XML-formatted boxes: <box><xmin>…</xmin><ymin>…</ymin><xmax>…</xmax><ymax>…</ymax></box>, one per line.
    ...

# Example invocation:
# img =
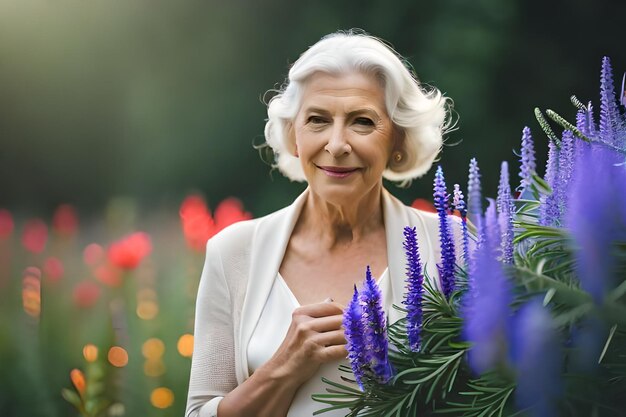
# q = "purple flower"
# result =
<box><xmin>600</xmin><ymin>56</ymin><xmax>620</xmax><ymax>146</ymax></box>
<box><xmin>567</xmin><ymin>145</ymin><xmax>625</xmax><ymax>303</ymax></box>
<box><xmin>483</xmin><ymin>199</ymin><xmax>501</xmax><ymax>257</ymax></box>
<box><xmin>434</xmin><ymin>166</ymin><xmax>457</xmax><ymax>299</ymax></box>
<box><xmin>518</xmin><ymin>127</ymin><xmax>536</xmax><ymax>193</ymax></box>
<box><xmin>344</xmin><ymin>286</ymin><xmax>368</xmax><ymax>389</ymax></box>
<box><xmin>402</xmin><ymin>226</ymin><xmax>424</xmax><ymax>352</ymax></box>
<box><xmin>462</xmin><ymin>200</ymin><xmax>512</xmax><ymax>375</ymax></box>
<box><xmin>510</xmin><ymin>299</ymin><xmax>562</xmax><ymax>417</ymax></box>
<box><xmin>586</xmin><ymin>101</ymin><xmax>598</xmax><ymax>138</ymax></box>
<box><xmin>497</xmin><ymin>162</ymin><xmax>514</xmax><ymax>264</ymax></box>
<box><xmin>467</xmin><ymin>158</ymin><xmax>483</xmax><ymax>231</ymax></box>
<box><xmin>540</xmin><ymin>139</ymin><xmax>560</xmax><ymax>226</ymax></box>
<box><xmin>453</xmin><ymin>184</ymin><xmax>470</xmax><ymax>267</ymax></box>
<box><xmin>557</xmin><ymin>130</ymin><xmax>575</xmax><ymax>218</ymax></box>
<box><xmin>360</xmin><ymin>266</ymin><xmax>394</xmax><ymax>383</ymax></box>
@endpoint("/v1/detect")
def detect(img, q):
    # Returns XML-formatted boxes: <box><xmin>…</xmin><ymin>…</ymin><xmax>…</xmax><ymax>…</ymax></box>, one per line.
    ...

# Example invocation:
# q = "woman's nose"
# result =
<box><xmin>324</xmin><ymin>126</ymin><xmax>352</xmax><ymax>157</ymax></box>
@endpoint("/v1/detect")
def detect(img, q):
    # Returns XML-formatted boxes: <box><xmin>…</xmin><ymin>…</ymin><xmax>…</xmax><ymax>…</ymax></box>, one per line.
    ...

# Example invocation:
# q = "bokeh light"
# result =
<box><xmin>141</xmin><ymin>338</ymin><xmax>165</xmax><ymax>360</ymax></box>
<box><xmin>72</xmin><ymin>281</ymin><xmax>101</xmax><ymax>309</ymax></box>
<box><xmin>150</xmin><ymin>387</ymin><xmax>174</xmax><ymax>409</ymax></box>
<box><xmin>137</xmin><ymin>288</ymin><xmax>159</xmax><ymax>320</ymax></box>
<box><xmin>107</xmin><ymin>403</ymin><xmax>125</xmax><ymax>416</ymax></box>
<box><xmin>83</xmin><ymin>243</ymin><xmax>105</xmax><ymax>267</ymax></box>
<box><xmin>177</xmin><ymin>334</ymin><xmax>194</xmax><ymax>358</ymax></box>
<box><xmin>144</xmin><ymin>359</ymin><xmax>166</xmax><ymax>377</ymax></box>
<box><xmin>137</xmin><ymin>300</ymin><xmax>159</xmax><ymax>320</ymax></box>
<box><xmin>70</xmin><ymin>369</ymin><xmax>86</xmax><ymax>396</ymax></box>
<box><xmin>0</xmin><ymin>209</ymin><xmax>14</xmax><ymax>239</ymax></box>
<box><xmin>22</xmin><ymin>267</ymin><xmax>41</xmax><ymax>319</ymax></box>
<box><xmin>21</xmin><ymin>219</ymin><xmax>48</xmax><ymax>254</ymax></box>
<box><xmin>107</xmin><ymin>346</ymin><xmax>128</xmax><ymax>368</ymax></box>
<box><xmin>43</xmin><ymin>256</ymin><xmax>64</xmax><ymax>283</ymax></box>
<box><xmin>94</xmin><ymin>264</ymin><xmax>122</xmax><ymax>287</ymax></box>
<box><xmin>82</xmin><ymin>344</ymin><xmax>98</xmax><ymax>363</ymax></box>
<box><xmin>52</xmin><ymin>204</ymin><xmax>79</xmax><ymax>237</ymax></box>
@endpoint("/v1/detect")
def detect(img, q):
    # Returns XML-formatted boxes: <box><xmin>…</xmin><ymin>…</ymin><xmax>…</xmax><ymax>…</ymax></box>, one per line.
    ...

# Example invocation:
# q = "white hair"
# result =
<box><xmin>264</xmin><ymin>30</ymin><xmax>452</xmax><ymax>185</ymax></box>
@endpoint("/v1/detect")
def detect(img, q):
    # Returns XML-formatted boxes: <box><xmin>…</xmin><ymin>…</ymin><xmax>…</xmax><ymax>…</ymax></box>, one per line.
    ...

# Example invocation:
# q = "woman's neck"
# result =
<box><xmin>296</xmin><ymin>186</ymin><xmax>386</xmax><ymax>249</ymax></box>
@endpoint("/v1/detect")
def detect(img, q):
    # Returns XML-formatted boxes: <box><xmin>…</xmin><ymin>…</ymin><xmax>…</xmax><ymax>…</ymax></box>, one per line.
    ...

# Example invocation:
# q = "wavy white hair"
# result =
<box><xmin>264</xmin><ymin>30</ymin><xmax>452</xmax><ymax>185</ymax></box>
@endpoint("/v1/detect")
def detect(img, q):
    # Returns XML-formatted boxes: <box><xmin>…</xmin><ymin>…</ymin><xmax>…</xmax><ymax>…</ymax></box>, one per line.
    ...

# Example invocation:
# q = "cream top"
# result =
<box><xmin>247</xmin><ymin>269</ymin><xmax>391</xmax><ymax>416</ymax></box>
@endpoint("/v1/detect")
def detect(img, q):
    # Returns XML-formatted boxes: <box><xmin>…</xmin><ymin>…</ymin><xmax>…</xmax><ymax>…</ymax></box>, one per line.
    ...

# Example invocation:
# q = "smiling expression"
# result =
<box><xmin>291</xmin><ymin>71</ymin><xmax>398</xmax><ymax>206</ymax></box>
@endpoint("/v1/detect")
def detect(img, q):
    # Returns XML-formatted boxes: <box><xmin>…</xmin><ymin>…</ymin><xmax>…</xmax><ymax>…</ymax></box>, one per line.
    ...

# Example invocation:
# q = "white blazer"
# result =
<box><xmin>185</xmin><ymin>188</ymin><xmax>451</xmax><ymax>417</ymax></box>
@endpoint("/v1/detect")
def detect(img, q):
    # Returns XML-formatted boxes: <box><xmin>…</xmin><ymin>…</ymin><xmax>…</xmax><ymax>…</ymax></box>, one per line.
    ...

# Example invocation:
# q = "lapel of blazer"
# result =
<box><xmin>238</xmin><ymin>188</ymin><xmax>309</xmax><ymax>380</ymax></box>
<box><xmin>381</xmin><ymin>188</ymin><xmax>412</xmax><ymax>324</ymax></box>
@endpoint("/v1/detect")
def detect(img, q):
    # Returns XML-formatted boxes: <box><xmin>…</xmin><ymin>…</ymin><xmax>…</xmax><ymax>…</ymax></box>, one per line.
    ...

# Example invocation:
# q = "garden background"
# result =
<box><xmin>0</xmin><ymin>0</ymin><xmax>624</xmax><ymax>416</ymax></box>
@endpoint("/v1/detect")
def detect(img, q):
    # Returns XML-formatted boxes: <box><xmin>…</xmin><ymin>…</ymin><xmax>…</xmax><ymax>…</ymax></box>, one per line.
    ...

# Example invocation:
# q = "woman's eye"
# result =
<box><xmin>354</xmin><ymin>117</ymin><xmax>374</xmax><ymax>126</ymax></box>
<box><xmin>308</xmin><ymin>116</ymin><xmax>326</xmax><ymax>124</ymax></box>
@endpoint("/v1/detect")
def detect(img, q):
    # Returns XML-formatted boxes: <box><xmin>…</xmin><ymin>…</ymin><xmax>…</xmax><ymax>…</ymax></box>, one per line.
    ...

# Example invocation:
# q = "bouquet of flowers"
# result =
<box><xmin>314</xmin><ymin>57</ymin><xmax>626</xmax><ymax>417</ymax></box>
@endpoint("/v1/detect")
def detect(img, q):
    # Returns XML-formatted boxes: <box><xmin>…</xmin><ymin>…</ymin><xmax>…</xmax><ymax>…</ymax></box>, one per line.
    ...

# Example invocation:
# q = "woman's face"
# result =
<box><xmin>291</xmin><ymin>71</ymin><xmax>397</xmax><ymax>207</ymax></box>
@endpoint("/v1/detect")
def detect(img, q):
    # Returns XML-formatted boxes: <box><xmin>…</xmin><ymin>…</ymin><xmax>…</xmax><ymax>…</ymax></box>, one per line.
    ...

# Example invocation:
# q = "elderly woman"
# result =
<box><xmin>185</xmin><ymin>31</ymin><xmax>451</xmax><ymax>417</ymax></box>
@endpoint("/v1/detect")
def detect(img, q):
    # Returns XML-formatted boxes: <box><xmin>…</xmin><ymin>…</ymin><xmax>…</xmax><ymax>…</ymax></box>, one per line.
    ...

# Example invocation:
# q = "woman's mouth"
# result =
<box><xmin>318</xmin><ymin>166</ymin><xmax>360</xmax><ymax>178</ymax></box>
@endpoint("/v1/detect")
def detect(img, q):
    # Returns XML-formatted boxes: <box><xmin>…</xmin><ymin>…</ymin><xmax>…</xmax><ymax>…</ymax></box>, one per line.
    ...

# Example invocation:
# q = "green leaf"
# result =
<box><xmin>61</xmin><ymin>388</ymin><xmax>82</xmax><ymax>409</ymax></box>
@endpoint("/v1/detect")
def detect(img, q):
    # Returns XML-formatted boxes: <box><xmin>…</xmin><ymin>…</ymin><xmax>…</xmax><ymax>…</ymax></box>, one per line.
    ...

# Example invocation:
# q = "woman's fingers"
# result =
<box><xmin>312</xmin><ymin>329</ymin><xmax>346</xmax><ymax>347</ymax></box>
<box><xmin>295</xmin><ymin>301</ymin><xmax>344</xmax><ymax>318</ymax></box>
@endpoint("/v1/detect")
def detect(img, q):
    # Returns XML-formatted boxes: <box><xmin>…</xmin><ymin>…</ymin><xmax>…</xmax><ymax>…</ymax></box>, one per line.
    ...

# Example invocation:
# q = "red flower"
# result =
<box><xmin>93</xmin><ymin>264</ymin><xmax>122</xmax><ymax>287</ymax></box>
<box><xmin>72</xmin><ymin>280</ymin><xmax>101</xmax><ymax>308</ymax></box>
<box><xmin>83</xmin><ymin>243</ymin><xmax>105</xmax><ymax>267</ymax></box>
<box><xmin>179</xmin><ymin>195</ymin><xmax>215</xmax><ymax>252</ymax></box>
<box><xmin>411</xmin><ymin>198</ymin><xmax>437</xmax><ymax>213</ymax></box>
<box><xmin>179</xmin><ymin>195</ymin><xmax>251</xmax><ymax>252</ymax></box>
<box><xmin>0</xmin><ymin>209</ymin><xmax>14</xmax><ymax>239</ymax></box>
<box><xmin>52</xmin><ymin>204</ymin><xmax>79</xmax><ymax>237</ymax></box>
<box><xmin>107</xmin><ymin>232</ymin><xmax>152</xmax><ymax>270</ymax></box>
<box><xmin>214</xmin><ymin>198</ymin><xmax>252</xmax><ymax>232</ymax></box>
<box><xmin>22</xmin><ymin>219</ymin><xmax>48</xmax><ymax>254</ymax></box>
<box><xmin>43</xmin><ymin>257</ymin><xmax>64</xmax><ymax>283</ymax></box>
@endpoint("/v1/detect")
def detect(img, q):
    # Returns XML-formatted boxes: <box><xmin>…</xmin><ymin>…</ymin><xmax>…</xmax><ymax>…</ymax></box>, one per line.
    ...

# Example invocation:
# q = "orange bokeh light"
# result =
<box><xmin>22</xmin><ymin>267</ymin><xmax>41</xmax><ymax>318</ymax></box>
<box><xmin>83</xmin><ymin>344</ymin><xmax>98</xmax><ymax>362</ymax></box>
<box><xmin>137</xmin><ymin>300</ymin><xmax>159</xmax><ymax>320</ymax></box>
<box><xmin>108</xmin><ymin>346</ymin><xmax>129</xmax><ymax>367</ymax></box>
<box><xmin>150</xmin><ymin>387</ymin><xmax>174</xmax><ymax>409</ymax></box>
<box><xmin>144</xmin><ymin>359</ymin><xmax>166</xmax><ymax>377</ymax></box>
<box><xmin>177</xmin><ymin>334</ymin><xmax>194</xmax><ymax>358</ymax></box>
<box><xmin>70</xmin><ymin>368</ymin><xmax>86</xmax><ymax>396</ymax></box>
<box><xmin>142</xmin><ymin>338</ymin><xmax>165</xmax><ymax>360</ymax></box>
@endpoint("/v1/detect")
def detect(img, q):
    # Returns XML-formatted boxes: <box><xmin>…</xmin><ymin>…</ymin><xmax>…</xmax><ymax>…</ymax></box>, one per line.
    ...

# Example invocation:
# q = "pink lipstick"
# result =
<box><xmin>318</xmin><ymin>166</ymin><xmax>359</xmax><ymax>178</ymax></box>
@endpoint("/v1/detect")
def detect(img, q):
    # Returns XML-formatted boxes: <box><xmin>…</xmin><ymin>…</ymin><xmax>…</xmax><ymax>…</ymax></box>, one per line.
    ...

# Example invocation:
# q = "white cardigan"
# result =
<box><xmin>185</xmin><ymin>188</ymin><xmax>451</xmax><ymax>417</ymax></box>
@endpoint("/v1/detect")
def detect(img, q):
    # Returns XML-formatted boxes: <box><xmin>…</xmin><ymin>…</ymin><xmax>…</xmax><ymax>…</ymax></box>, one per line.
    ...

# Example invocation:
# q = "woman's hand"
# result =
<box><xmin>216</xmin><ymin>301</ymin><xmax>346</xmax><ymax>417</ymax></box>
<box><xmin>262</xmin><ymin>301</ymin><xmax>347</xmax><ymax>385</ymax></box>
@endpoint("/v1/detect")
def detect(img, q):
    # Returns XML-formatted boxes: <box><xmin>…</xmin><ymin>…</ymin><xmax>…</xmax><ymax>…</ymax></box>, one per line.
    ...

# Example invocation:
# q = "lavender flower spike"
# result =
<box><xmin>402</xmin><ymin>226</ymin><xmax>424</xmax><ymax>352</ymax></box>
<box><xmin>518</xmin><ymin>127</ymin><xmax>536</xmax><ymax>193</ymax></box>
<box><xmin>467</xmin><ymin>158</ymin><xmax>483</xmax><ymax>231</ymax></box>
<box><xmin>434</xmin><ymin>166</ymin><xmax>457</xmax><ymax>299</ymax></box>
<box><xmin>344</xmin><ymin>286</ymin><xmax>368</xmax><ymax>389</ymax></box>
<box><xmin>360</xmin><ymin>266</ymin><xmax>394</xmax><ymax>383</ymax></box>
<box><xmin>462</xmin><ymin>199</ymin><xmax>511</xmax><ymax>375</ymax></box>
<box><xmin>557</xmin><ymin>131</ymin><xmax>575</xmax><ymax>219</ymax></box>
<box><xmin>540</xmin><ymin>139</ymin><xmax>560</xmax><ymax>226</ymax></box>
<box><xmin>511</xmin><ymin>299</ymin><xmax>562</xmax><ymax>417</ymax></box>
<box><xmin>600</xmin><ymin>56</ymin><xmax>620</xmax><ymax>146</ymax></box>
<box><xmin>453</xmin><ymin>184</ymin><xmax>470</xmax><ymax>267</ymax></box>
<box><xmin>497</xmin><ymin>162</ymin><xmax>514</xmax><ymax>264</ymax></box>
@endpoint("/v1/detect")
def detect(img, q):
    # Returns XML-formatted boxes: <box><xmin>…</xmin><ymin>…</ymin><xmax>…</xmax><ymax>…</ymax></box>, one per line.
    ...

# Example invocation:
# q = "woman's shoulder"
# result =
<box><xmin>207</xmin><ymin>204</ymin><xmax>293</xmax><ymax>255</ymax></box>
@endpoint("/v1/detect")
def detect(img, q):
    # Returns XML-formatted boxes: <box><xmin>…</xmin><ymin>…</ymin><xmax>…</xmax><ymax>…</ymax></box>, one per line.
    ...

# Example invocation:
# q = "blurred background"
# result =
<box><xmin>0</xmin><ymin>0</ymin><xmax>624</xmax><ymax>416</ymax></box>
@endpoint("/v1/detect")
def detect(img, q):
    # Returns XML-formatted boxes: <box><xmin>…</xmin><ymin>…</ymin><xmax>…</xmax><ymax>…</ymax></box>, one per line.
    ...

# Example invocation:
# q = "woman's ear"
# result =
<box><xmin>389</xmin><ymin>126</ymin><xmax>407</xmax><ymax>170</ymax></box>
<box><xmin>286</xmin><ymin>122</ymin><xmax>298</xmax><ymax>157</ymax></box>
